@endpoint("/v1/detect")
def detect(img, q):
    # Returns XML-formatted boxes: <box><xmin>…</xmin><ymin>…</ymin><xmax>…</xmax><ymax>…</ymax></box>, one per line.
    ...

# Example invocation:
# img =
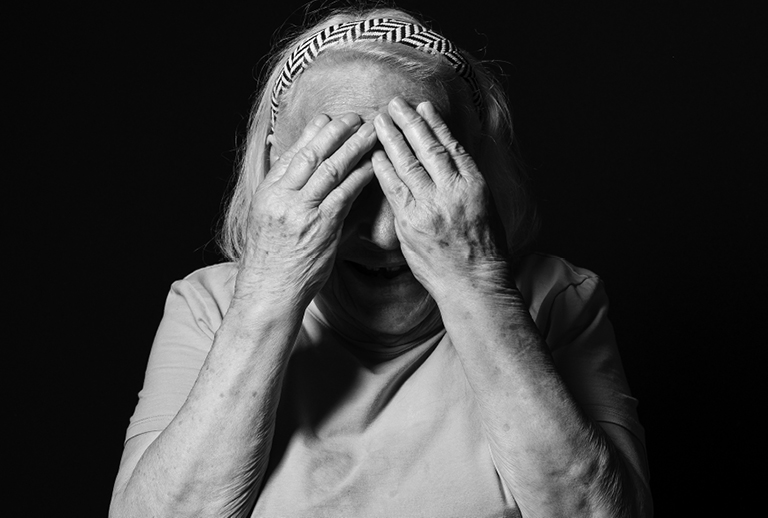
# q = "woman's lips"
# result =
<box><xmin>346</xmin><ymin>260</ymin><xmax>411</xmax><ymax>280</ymax></box>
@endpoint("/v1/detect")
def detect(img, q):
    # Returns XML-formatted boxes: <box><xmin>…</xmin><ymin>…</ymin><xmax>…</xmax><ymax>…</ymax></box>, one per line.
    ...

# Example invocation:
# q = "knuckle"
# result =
<box><xmin>294</xmin><ymin>146</ymin><xmax>322</xmax><ymax>169</ymax></box>
<box><xmin>401</xmin><ymin>156</ymin><xmax>424</xmax><ymax>176</ymax></box>
<box><xmin>320</xmin><ymin>187</ymin><xmax>347</xmax><ymax>211</ymax></box>
<box><xmin>343</xmin><ymin>135</ymin><xmax>366</xmax><ymax>156</ymax></box>
<box><xmin>388</xmin><ymin>181</ymin><xmax>409</xmax><ymax>200</ymax></box>
<box><xmin>317</xmin><ymin>160</ymin><xmax>343</xmax><ymax>184</ymax></box>
<box><xmin>445</xmin><ymin>138</ymin><xmax>465</xmax><ymax>156</ymax></box>
<box><xmin>404</xmin><ymin>116</ymin><xmax>428</xmax><ymax>134</ymax></box>
<box><xmin>423</xmin><ymin>141</ymin><xmax>450</xmax><ymax>160</ymax></box>
<box><xmin>326</xmin><ymin>118</ymin><xmax>355</xmax><ymax>138</ymax></box>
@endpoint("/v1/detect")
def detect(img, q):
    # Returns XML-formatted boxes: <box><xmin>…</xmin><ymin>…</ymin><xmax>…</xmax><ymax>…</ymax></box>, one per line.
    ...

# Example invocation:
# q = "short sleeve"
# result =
<box><xmin>517</xmin><ymin>254</ymin><xmax>646</xmax><ymax>448</ymax></box>
<box><xmin>124</xmin><ymin>264</ymin><xmax>235</xmax><ymax>442</ymax></box>
<box><xmin>546</xmin><ymin>277</ymin><xmax>646</xmax><ymax>446</ymax></box>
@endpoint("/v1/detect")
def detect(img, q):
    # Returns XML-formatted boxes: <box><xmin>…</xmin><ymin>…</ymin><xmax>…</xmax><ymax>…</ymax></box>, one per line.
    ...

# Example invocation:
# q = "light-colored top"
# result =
<box><xmin>125</xmin><ymin>253</ymin><xmax>646</xmax><ymax>517</ymax></box>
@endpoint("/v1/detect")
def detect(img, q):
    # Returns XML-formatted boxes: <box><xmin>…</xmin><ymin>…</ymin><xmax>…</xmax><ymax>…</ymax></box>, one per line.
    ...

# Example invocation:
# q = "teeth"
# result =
<box><xmin>361</xmin><ymin>264</ymin><xmax>406</xmax><ymax>273</ymax></box>
<box><xmin>364</xmin><ymin>265</ymin><xmax>404</xmax><ymax>272</ymax></box>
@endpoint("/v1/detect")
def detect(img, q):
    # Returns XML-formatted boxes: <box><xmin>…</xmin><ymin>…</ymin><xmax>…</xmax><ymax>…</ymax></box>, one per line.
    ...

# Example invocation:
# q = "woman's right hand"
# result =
<box><xmin>233</xmin><ymin>113</ymin><xmax>377</xmax><ymax>312</ymax></box>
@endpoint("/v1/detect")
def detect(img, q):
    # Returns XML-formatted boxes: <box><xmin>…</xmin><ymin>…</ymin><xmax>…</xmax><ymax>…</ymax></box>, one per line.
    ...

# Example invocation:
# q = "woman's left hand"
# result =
<box><xmin>372</xmin><ymin>97</ymin><xmax>508</xmax><ymax>299</ymax></box>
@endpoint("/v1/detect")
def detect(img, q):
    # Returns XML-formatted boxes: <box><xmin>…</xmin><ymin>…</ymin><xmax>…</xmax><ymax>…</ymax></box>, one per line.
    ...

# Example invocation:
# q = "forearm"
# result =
<box><xmin>436</xmin><ymin>275</ymin><xmax>646</xmax><ymax>518</ymax></box>
<box><xmin>110</xmin><ymin>299</ymin><xmax>302</xmax><ymax>518</ymax></box>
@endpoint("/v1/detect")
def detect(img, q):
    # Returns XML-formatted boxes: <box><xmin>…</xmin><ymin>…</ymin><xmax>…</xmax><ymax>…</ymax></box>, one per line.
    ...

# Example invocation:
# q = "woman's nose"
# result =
<box><xmin>351</xmin><ymin>181</ymin><xmax>400</xmax><ymax>250</ymax></box>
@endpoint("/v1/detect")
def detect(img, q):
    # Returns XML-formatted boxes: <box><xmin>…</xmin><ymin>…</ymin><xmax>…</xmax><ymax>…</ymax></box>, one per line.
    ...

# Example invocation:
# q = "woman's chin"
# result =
<box><xmin>317</xmin><ymin>261</ymin><xmax>439</xmax><ymax>342</ymax></box>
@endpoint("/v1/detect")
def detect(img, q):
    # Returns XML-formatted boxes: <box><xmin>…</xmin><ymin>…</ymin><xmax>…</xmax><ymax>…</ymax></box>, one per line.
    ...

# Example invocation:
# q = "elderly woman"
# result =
<box><xmin>110</xmin><ymin>7</ymin><xmax>651</xmax><ymax>518</ymax></box>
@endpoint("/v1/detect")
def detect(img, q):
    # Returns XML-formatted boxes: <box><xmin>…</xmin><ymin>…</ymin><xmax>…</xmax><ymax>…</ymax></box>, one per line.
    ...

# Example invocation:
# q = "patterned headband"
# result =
<box><xmin>269</xmin><ymin>18</ymin><xmax>483</xmax><ymax>127</ymax></box>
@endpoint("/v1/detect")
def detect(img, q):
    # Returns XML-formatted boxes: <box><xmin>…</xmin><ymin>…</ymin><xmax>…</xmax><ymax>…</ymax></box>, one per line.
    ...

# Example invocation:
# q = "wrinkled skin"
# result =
<box><xmin>236</xmin><ymin>62</ymin><xmax>502</xmax><ymax>343</ymax></box>
<box><xmin>234</xmin><ymin>111</ymin><xmax>378</xmax><ymax>314</ymax></box>
<box><xmin>110</xmin><ymin>60</ymin><xmax>650</xmax><ymax>518</ymax></box>
<box><xmin>371</xmin><ymin>97</ymin><xmax>508</xmax><ymax>302</ymax></box>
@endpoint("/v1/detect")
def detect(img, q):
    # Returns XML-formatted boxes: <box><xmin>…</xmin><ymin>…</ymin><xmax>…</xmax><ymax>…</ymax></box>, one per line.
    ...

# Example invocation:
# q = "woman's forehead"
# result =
<box><xmin>274</xmin><ymin>61</ymin><xmax>452</xmax><ymax>144</ymax></box>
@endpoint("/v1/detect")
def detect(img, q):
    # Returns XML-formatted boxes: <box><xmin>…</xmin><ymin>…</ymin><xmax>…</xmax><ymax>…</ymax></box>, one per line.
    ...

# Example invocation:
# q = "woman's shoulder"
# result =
<box><xmin>515</xmin><ymin>252</ymin><xmax>600</xmax><ymax>294</ymax></box>
<box><xmin>166</xmin><ymin>262</ymin><xmax>239</xmax><ymax>324</ymax></box>
<box><xmin>180</xmin><ymin>262</ymin><xmax>239</xmax><ymax>292</ymax></box>
<box><xmin>514</xmin><ymin>252</ymin><xmax>606</xmax><ymax>334</ymax></box>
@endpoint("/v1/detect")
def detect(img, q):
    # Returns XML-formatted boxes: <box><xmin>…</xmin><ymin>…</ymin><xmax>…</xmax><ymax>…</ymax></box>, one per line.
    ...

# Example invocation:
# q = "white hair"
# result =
<box><xmin>219</xmin><ymin>6</ymin><xmax>538</xmax><ymax>262</ymax></box>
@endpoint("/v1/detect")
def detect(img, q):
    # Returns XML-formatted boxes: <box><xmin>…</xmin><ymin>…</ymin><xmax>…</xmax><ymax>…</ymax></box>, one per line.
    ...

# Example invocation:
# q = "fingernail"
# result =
<box><xmin>389</xmin><ymin>97</ymin><xmax>409</xmax><ymax>111</ymax></box>
<box><xmin>340</xmin><ymin>113</ymin><xmax>361</xmax><ymax>127</ymax></box>
<box><xmin>358</xmin><ymin>122</ymin><xmax>375</xmax><ymax>137</ymax></box>
<box><xmin>416</xmin><ymin>101</ymin><xmax>433</xmax><ymax>116</ymax></box>
<box><xmin>312</xmin><ymin>114</ymin><xmax>329</xmax><ymax>127</ymax></box>
<box><xmin>373</xmin><ymin>112</ymin><xmax>391</xmax><ymax>129</ymax></box>
<box><xmin>372</xmin><ymin>149</ymin><xmax>388</xmax><ymax>163</ymax></box>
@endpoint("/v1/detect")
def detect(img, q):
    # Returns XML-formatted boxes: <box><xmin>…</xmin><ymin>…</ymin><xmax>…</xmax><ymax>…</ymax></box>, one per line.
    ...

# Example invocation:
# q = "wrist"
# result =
<box><xmin>232</xmin><ymin>263</ymin><xmax>315</xmax><ymax>316</ymax></box>
<box><xmin>429</xmin><ymin>257</ymin><xmax>516</xmax><ymax>304</ymax></box>
<box><xmin>226</xmin><ymin>271</ymin><xmax>309</xmax><ymax>340</ymax></box>
<box><xmin>430</xmin><ymin>261</ymin><xmax>537</xmax><ymax>332</ymax></box>
<box><xmin>215</xmin><ymin>296</ymin><xmax>304</xmax><ymax>366</ymax></box>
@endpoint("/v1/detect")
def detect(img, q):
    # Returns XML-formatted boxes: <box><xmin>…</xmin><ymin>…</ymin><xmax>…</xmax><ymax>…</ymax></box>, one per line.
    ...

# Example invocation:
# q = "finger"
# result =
<box><xmin>302</xmin><ymin>121</ymin><xmax>378</xmax><ymax>203</ymax></box>
<box><xmin>371</xmin><ymin>149</ymin><xmax>410</xmax><ymax>210</ymax></box>
<box><xmin>415</xmin><ymin>101</ymin><xmax>478</xmax><ymax>179</ymax></box>
<box><xmin>280</xmin><ymin>113</ymin><xmax>363</xmax><ymax>190</ymax></box>
<box><xmin>317</xmin><ymin>155</ymin><xmax>375</xmax><ymax>221</ymax></box>
<box><xmin>387</xmin><ymin>97</ymin><xmax>456</xmax><ymax>183</ymax></box>
<box><xmin>373</xmin><ymin>111</ymin><xmax>433</xmax><ymax>196</ymax></box>
<box><xmin>265</xmin><ymin>114</ymin><xmax>330</xmax><ymax>186</ymax></box>
<box><xmin>415</xmin><ymin>101</ymin><xmax>464</xmax><ymax>157</ymax></box>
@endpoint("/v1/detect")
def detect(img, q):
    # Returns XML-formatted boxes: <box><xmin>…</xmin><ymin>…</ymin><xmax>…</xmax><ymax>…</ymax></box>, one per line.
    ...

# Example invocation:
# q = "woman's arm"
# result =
<box><xmin>434</xmin><ymin>278</ymin><xmax>651</xmax><ymax>518</ymax></box>
<box><xmin>110</xmin><ymin>113</ymin><xmax>377</xmax><ymax>518</ymax></box>
<box><xmin>372</xmin><ymin>97</ymin><xmax>651</xmax><ymax>517</ymax></box>
<box><xmin>109</xmin><ymin>298</ymin><xmax>303</xmax><ymax>517</ymax></box>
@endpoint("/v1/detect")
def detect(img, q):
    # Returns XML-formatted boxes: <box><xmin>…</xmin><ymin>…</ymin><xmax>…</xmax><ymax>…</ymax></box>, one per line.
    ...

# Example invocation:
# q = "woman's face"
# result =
<box><xmin>270</xmin><ymin>60</ymin><xmax>471</xmax><ymax>343</ymax></box>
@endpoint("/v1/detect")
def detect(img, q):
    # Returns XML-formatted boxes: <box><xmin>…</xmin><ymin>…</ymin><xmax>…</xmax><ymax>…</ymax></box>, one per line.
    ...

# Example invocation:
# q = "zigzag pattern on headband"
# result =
<box><xmin>270</xmin><ymin>18</ymin><xmax>483</xmax><ymax>127</ymax></box>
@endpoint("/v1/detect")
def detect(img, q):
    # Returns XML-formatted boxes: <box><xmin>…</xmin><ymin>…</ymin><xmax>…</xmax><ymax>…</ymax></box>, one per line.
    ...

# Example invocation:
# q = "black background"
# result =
<box><xmin>12</xmin><ymin>1</ymin><xmax>764</xmax><ymax>515</ymax></box>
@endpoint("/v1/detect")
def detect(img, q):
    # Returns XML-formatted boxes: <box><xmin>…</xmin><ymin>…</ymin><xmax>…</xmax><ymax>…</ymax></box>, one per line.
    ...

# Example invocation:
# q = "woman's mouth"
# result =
<box><xmin>346</xmin><ymin>261</ymin><xmax>410</xmax><ymax>280</ymax></box>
